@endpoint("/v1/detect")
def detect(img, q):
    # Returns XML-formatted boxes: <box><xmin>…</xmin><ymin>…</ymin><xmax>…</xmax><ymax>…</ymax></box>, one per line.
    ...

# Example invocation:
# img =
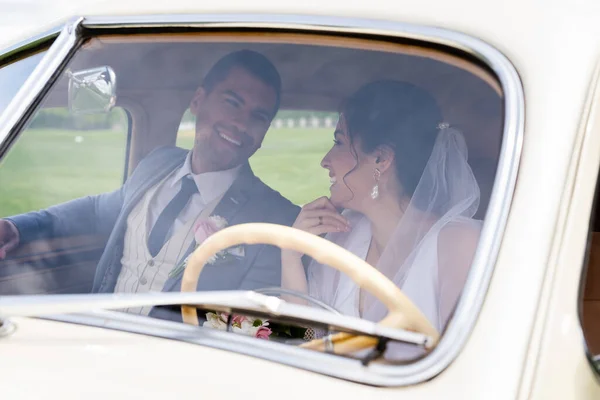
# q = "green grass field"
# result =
<box><xmin>0</xmin><ymin>127</ymin><xmax>334</xmax><ymax>217</ymax></box>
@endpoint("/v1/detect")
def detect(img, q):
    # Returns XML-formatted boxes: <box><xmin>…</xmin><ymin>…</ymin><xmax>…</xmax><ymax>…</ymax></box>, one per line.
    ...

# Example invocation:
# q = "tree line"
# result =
<box><xmin>29</xmin><ymin>108</ymin><xmax>338</xmax><ymax>130</ymax></box>
<box><xmin>29</xmin><ymin>108</ymin><xmax>127</xmax><ymax>130</ymax></box>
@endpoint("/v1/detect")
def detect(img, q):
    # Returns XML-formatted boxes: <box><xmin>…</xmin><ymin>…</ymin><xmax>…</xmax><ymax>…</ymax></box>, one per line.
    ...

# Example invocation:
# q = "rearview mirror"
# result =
<box><xmin>67</xmin><ymin>66</ymin><xmax>116</xmax><ymax>114</ymax></box>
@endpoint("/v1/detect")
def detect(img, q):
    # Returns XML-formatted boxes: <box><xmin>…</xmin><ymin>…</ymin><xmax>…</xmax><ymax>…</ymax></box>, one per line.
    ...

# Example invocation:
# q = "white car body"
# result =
<box><xmin>2</xmin><ymin>0</ymin><xmax>600</xmax><ymax>398</ymax></box>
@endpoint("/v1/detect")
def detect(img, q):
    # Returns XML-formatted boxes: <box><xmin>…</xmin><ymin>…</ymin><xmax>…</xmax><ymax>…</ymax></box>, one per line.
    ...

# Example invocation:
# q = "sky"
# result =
<box><xmin>0</xmin><ymin>0</ymin><xmax>100</xmax><ymax>47</ymax></box>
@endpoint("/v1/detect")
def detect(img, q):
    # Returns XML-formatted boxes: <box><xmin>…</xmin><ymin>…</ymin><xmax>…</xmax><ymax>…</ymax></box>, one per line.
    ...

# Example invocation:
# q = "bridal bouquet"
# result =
<box><xmin>203</xmin><ymin>312</ymin><xmax>273</xmax><ymax>339</ymax></box>
<box><xmin>202</xmin><ymin>310</ymin><xmax>308</xmax><ymax>341</ymax></box>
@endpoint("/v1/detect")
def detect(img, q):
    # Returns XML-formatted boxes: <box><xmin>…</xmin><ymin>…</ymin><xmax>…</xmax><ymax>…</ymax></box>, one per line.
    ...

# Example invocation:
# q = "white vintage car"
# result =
<box><xmin>1</xmin><ymin>0</ymin><xmax>599</xmax><ymax>398</ymax></box>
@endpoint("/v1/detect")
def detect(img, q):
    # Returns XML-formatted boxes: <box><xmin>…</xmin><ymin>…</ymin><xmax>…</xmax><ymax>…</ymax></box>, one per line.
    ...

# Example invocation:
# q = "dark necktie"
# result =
<box><xmin>147</xmin><ymin>176</ymin><xmax>198</xmax><ymax>257</ymax></box>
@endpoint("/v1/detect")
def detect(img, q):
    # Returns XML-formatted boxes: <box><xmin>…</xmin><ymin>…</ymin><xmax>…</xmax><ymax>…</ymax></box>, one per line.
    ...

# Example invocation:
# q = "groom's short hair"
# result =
<box><xmin>202</xmin><ymin>50</ymin><xmax>282</xmax><ymax>116</ymax></box>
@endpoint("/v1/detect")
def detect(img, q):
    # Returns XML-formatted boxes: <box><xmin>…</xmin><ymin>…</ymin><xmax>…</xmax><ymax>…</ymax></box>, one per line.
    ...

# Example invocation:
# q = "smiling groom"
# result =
<box><xmin>1</xmin><ymin>50</ymin><xmax>300</xmax><ymax>320</ymax></box>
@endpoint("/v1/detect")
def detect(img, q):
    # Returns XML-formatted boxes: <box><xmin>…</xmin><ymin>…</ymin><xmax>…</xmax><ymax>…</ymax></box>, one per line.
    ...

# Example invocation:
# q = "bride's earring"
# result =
<box><xmin>371</xmin><ymin>168</ymin><xmax>381</xmax><ymax>199</ymax></box>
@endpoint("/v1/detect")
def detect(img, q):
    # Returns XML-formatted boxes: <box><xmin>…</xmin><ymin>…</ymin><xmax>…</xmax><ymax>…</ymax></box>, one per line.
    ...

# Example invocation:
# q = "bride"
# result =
<box><xmin>281</xmin><ymin>80</ymin><xmax>482</xmax><ymax>346</ymax></box>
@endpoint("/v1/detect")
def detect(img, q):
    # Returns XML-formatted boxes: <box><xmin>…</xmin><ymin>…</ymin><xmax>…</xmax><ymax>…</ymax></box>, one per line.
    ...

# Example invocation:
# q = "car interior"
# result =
<box><xmin>0</xmin><ymin>32</ymin><xmax>504</xmax><ymax>311</ymax></box>
<box><xmin>582</xmin><ymin>201</ymin><xmax>600</xmax><ymax>356</ymax></box>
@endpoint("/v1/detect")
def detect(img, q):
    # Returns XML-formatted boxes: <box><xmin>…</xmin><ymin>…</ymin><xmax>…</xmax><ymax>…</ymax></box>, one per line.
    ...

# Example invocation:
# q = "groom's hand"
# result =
<box><xmin>291</xmin><ymin>196</ymin><xmax>351</xmax><ymax>237</ymax></box>
<box><xmin>0</xmin><ymin>219</ymin><xmax>20</xmax><ymax>260</ymax></box>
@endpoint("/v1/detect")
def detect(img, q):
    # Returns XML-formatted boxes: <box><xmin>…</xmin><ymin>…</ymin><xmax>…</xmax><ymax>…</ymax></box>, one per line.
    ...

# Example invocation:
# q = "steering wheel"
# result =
<box><xmin>180</xmin><ymin>223</ymin><xmax>440</xmax><ymax>355</ymax></box>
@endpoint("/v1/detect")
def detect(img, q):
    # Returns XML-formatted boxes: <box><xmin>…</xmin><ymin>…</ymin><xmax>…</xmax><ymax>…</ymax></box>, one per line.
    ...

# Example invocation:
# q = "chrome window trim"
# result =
<box><xmin>0</xmin><ymin>18</ymin><xmax>82</xmax><ymax>155</ymax></box>
<box><xmin>43</xmin><ymin>310</ymin><xmax>414</xmax><ymax>385</ymax></box>
<box><xmin>0</xmin><ymin>13</ymin><xmax>524</xmax><ymax>386</ymax></box>
<box><xmin>0</xmin><ymin>25</ymin><xmax>62</xmax><ymax>64</ymax></box>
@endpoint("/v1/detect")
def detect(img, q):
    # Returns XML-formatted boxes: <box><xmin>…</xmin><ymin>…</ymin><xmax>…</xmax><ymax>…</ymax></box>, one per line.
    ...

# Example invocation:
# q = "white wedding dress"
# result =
<box><xmin>306</xmin><ymin>126</ymin><xmax>482</xmax><ymax>360</ymax></box>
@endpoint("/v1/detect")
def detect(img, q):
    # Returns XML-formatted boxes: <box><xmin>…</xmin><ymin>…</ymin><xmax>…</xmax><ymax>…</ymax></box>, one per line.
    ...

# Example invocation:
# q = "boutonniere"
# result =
<box><xmin>168</xmin><ymin>215</ymin><xmax>244</xmax><ymax>279</ymax></box>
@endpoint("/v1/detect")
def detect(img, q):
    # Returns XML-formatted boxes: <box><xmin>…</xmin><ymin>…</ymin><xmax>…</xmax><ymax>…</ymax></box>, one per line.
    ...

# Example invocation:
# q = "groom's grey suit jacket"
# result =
<box><xmin>7</xmin><ymin>146</ymin><xmax>300</xmax><ymax>321</ymax></box>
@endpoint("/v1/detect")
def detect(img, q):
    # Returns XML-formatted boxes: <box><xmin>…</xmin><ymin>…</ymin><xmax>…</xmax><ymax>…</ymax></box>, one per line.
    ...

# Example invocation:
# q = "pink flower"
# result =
<box><xmin>232</xmin><ymin>314</ymin><xmax>247</xmax><ymax>328</ymax></box>
<box><xmin>193</xmin><ymin>216</ymin><xmax>228</xmax><ymax>244</ymax></box>
<box><xmin>255</xmin><ymin>326</ymin><xmax>272</xmax><ymax>340</ymax></box>
<box><xmin>193</xmin><ymin>220</ymin><xmax>219</xmax><ymax>244</ymax></box>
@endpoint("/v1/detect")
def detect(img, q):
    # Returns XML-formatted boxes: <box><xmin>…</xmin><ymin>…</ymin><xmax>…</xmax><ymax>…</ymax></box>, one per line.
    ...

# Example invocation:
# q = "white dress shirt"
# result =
<box><xmin>147</xmin><ymin>151</ymin><xmax>241</xmax><ymax>234</ymax></box>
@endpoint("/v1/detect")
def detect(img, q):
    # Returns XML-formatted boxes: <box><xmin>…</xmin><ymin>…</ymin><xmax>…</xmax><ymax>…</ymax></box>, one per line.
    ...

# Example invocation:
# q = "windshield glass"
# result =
<box><xmin>0</xmin><ymin>33</ymin><xmax>504</xmax><ymax>362</ymax></box>
<box><xmin>0</xmin><ymin>50</ymin><xmax>47</xmax><ymax>115</ymax></box>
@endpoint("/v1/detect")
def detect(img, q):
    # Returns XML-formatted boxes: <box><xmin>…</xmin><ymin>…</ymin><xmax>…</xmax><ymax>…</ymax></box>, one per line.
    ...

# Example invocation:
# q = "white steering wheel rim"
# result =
<box><xmin>180</xmin><ymin>223</ymin><xmax>440</xmax><ymax>354</ymax></box>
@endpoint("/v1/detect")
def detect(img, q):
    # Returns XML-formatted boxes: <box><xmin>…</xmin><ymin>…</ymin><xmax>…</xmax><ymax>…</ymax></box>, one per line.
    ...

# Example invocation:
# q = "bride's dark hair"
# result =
<box><xmin>342</xmin><ymin>80</ymin><xmax>442</xmax><ymax>197</ymax></box>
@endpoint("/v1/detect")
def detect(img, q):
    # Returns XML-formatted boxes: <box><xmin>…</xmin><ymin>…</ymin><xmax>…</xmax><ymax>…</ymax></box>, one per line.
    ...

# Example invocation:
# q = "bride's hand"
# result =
<box><xmin>283</xmin><ymin>197</ymin><xmax>351</xmax><ymax>260</ymax></box>
<box><xmin>292</xmin><ymin>196</ymin><xmax>351</xmax><ymax>237</ymax></box>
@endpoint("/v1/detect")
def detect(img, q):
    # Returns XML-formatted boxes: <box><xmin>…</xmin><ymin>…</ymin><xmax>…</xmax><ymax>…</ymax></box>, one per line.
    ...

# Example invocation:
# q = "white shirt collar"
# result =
<box><xmin>171</xmin><ymin>151</ymin><xmax>241</xmax><ymax>204</ymax></box>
